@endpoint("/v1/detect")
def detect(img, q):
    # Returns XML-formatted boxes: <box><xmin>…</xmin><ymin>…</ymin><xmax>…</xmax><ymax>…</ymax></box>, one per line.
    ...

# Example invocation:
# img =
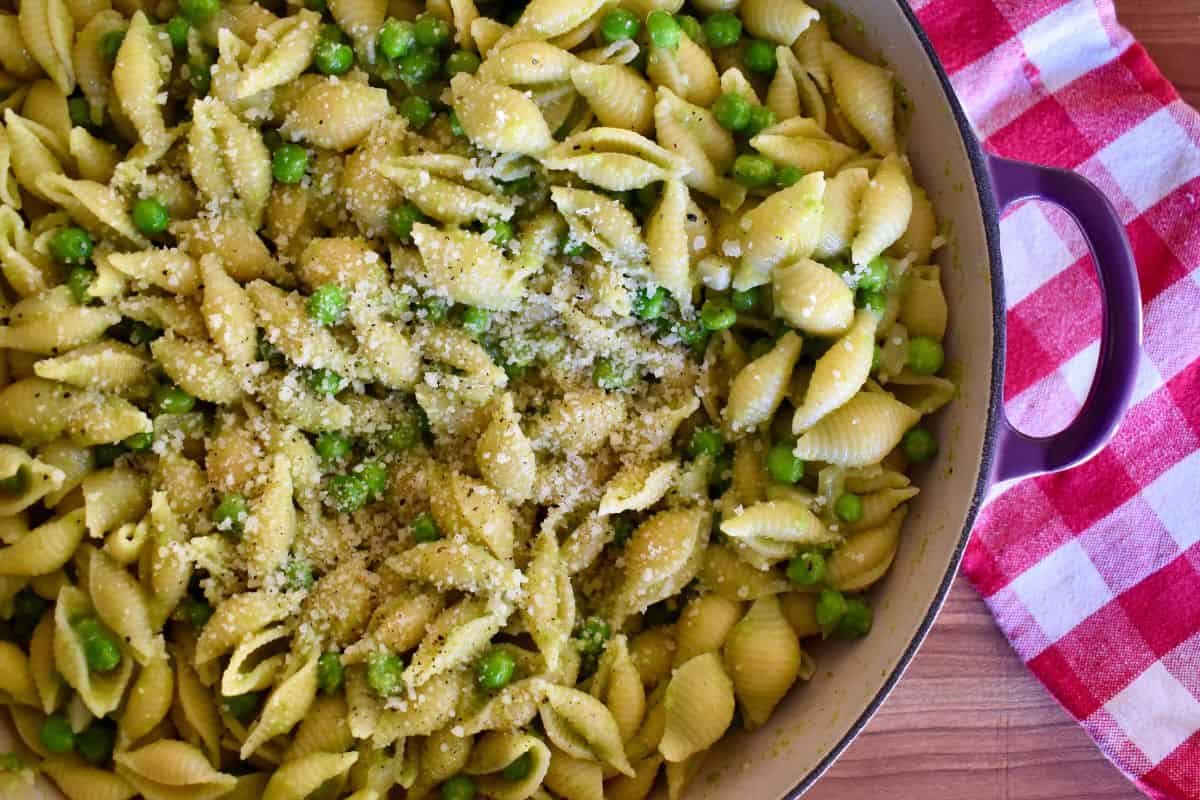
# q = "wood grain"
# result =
<box><xmin>807</xmin><ymin>578</ymin><xmax>1143</xmax><ymax>799</ymax></box>
<box><xmin>802</xmin><ymin>7</ymin><xmax>1197</xmax><ymax>798</ymax></box>
<box><xmin>1115</xmin><ymin>0</ymin><xmax>1200</xmax><ymax>108</ymax></box>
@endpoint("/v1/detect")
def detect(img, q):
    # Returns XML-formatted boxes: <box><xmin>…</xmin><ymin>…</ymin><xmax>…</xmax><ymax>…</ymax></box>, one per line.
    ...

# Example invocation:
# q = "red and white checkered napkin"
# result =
<box><xmin>909</xmin><ymin>0</ymin><xmax>1200</xmax><ymax>796</ymax></box>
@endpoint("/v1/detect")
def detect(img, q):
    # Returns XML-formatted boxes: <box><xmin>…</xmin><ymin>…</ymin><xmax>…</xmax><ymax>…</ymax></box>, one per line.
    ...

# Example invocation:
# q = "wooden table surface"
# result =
<box><xmin>806</xmin><ymin>5</ymin><xmax>1199</xmax><ymax>798</ymax></box>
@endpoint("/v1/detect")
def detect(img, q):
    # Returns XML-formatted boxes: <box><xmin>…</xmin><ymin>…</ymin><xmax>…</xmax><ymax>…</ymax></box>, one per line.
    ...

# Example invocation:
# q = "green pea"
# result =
<box><xmin>599</xmin><ymin>8</ymin><xmax>640</xmax><ymax>43</ymax></box>
<box><xmin>307</xmin><ymin>284</ymin><xmax>348</xmax><ymax>326</ymax></box>
<box><xmin>858</xmin><ymin>257</ymin><xmax>891</xmax><ymax>292</ymax></box>
<box><xmin>766</xmin><ymin>442</ymin><xmax>804</xmax><ymax>483</ymax></box>
<box><xmin>815</xmin><ymin>588</ymin><xmax>848</xmax><ymax>636</ymax></box>
<box><xmin>222</xmin><ymin>692</ymin><xmax>260</xmax><ymax>722</ymax></box>
<box><xmin>907</xmin><ymin>336</ymin><xmax>945</xmax><ymax>375</ymax></box>
<box><xmin>93</xmin><ymin>444</ymin><xmax>124</xmax><ymax>469</ymax></box>
<box><xmin>180</xmin><ymin>0</ymin><xmax>219</xmax><ymax>25</ymax></box>
<box><xmin>611</xmin><ymin>513</ymin><xmax>635</xmax><ymax>548</ymax></box>
<box><xmin>13</xmin><ymin>588</ymin><xmax>47</xmax><ymax>625</ymax></box>
<box><xmin>592</xmin><ymin>357</ymin><xmax>631</xmax><ymax>391</ymax></box>
<box><xmin>671</xmin><ymin>318</ymin><xmax>708</xmax><ymax>350</ymax></box>
<box><xmin>400</xmin><ymin>45</ymin><xmax>439</xmax><ymax>84</ymax></box>
<box><xmin>501</xmin><ymin>752</ymin><xmax>533</xmax><ymax>782</ymax></box>
<box><xmin>485</xmin><ymin>219</ymin><xmax>514</xmax><ymax>247</ymax></box>
<box><xmin>272</xmin><ymin>143</ymin><xmax>309</xmax><ymax>184</ymax></box>
<box><xmin>576</xmin><ymin>617</ymin><xmax>610</xmax><ymax>656</ymax></box>
<box><xmin>68</xmin><ymin>96</ymin><xmax>91</xmax><ymax>127</ymax></box>
<box><xmin>122</xmin><ymin>319</ymin><xmax>161</xmax><ymax>346</ymax></box>
<box><xmin>50</xmin><ymin>227</ymin><xmax>94</xmax><ymax>266</ymax></box>
<box><xmin>745</xmin><ymin>104</ymin><xmax>777</xmax><ymax>137</ymax></box>
<box><xmin>676</xmin><ymin>13</ymin><xmax>703</xmax><ymax>43</ymax></box>
<box><xmin>382</xmin><ymin>420</ymin><xmax>420</xmax><ymax>452</ymax></box>
<box><xmin>700</xmin><ymin>298</ymin><xmax>737</xmax><ymax>331</ymax></box>
<box><xmin>560</xmin><ymin>233</ymin><xmax>589</xmax><ymax>258</ymax></box>
<box><xmin>317</xmin><ymin>652</ymin><xmax>344</xmax><ymax>694</ymax></box>
<box><xmin>366</xmin><ymin>649</ymin><xmax>404</xmax><ymax>697</ymax></box>
<box><xmin>328</xmin><ymin>473</ymin><xmax>369</xmax><ymax>513</ymax></box>
<box><xmin>65</xmin><ymin>266</ymin><xmax>94</xmax><ymax>305</ymax></box>
<box><xmin>647</xmin><ymin>10</ymin><xmax>681</xmax><ymax>50</ymax></box>
<box><xmin>703</xmin><ymin>11</ymin><xmax>742</xmax><ymax>48</ymax></box>
<box><xmin>0</xmin><ymin>466</ymin><xmax>26</xmax><ymax>495</ymax></box>
<box><xmin>387</xmin><ymin>203</ymin><xmax>426</xmax><ymax>241</ymax></box>
<box><xmin>418</xmin><ymin>296</ymin><xmax>449</xmax><ymax>322</ymax></box>
<box><xmin>475</xmin><ymin>648</ymin><xmax>516</xmax><ymax>690</ymax></box>
<box><xmin>153</xmin><ymin>384</ymin><xmax>196</xmax><ymax>415</ymax></box>
<box><xmin>747</xmin><ymin>336</ymin><xmax>773</xmax><ymax>361</ymax></box>
<box><xmin>166</xmin><ymin>15</ymin><xmax>190</xmax><ymax>50</ymax></box>
<box><xmin>306</xmin><ymin>367</ymin><xmax>346</xmax><ymax>396</ymax></box>
<box><xmin>440</xmin><ymin>775</ymin><xmax>476</xmax><ymax>800</ymax></box>
<box><xmin>180</xmin><ymin>596</ymin><xmax>213</xmax><ymax>628</ymax></box>
<box><xmin>902</xmin><ymin>427</ymin><xmax>938</xmax><ymax>464</ymax></box>
<box><xmin>187</xmin><ymin>50</ymin><xmax>213</xmax><ymax>94</ymax></box>
<box><xmin>632</xmin><ymin>286</ymin><xmax>669</xmax><ymax>320</ymax></box>
<box><xmin>732</xmin><ymin>154</ymin><xmax>776</xmax><ymax>187</ymax></box>
<box><xmin>357</xmin><ymin>460</ymin><xmax>389</xmax><ymax>497</ymax></box>
<box><xmin>314</xmin><ymin>431</ymin><xmax>351</xmax><ymax>462</ymax></box>
<box><xmin>74</xmin><ymin>617</ymin><xmax>122</xmax><ymax>673</ymax></box>
<box><xmin>499</xmin><ymin>174</ymin><xmax>536</xmax><ymax>195</ymax></box>
<box><xmin>212</xmin><ymin>492</ymin><xmax>248</xmax><ymax>535</ymax></box>
<box><xmin>76</xmin><ymin>720</ymin><xmax>116</xmax><ymax>765</ymax></box>
<box><xmin>786</xmin><ymin>550</ymin><xmax>826</xmax><ymax>586</ymax></box>
<box><xmin>834</xmin><ymin>493</ymin><xmax>864</xmax><ymax>524</ymax></box>
<box><xmin>123</xmin><ymin>432</ymin><xmax>153</xmax><ymax>451</ymax></box>
<box><xmin>99</xmin><ymin>30</ymin><xmax>125</xmax><ymax>63</ymax></box>
<box><xmin>712</xmin><ymin>93</ymin><xmax>751</xmax><ymax>132</ymax></box>
<box><xmin>39</xmin><ymin>713</ymin><xmax>75</xmax><ymax>754</ymax></box>
<box><xmin>314</xmin><ymin>39</ymin><xmax>353</xmax><ymax>75</ymax></box>
<box><xmin>131</xmin><ymin>197</ymin><xmax>170</xmax><ymax>236</ymax></box>
<box><xmin>447</xmin><ymin>108</ymin><xmax>465</xmax><ymax>137</ymax></box>
<box><xmin>775</xmin><ymin>165</ymin><xmax>804</xmax><ymax>188</ymax></box>
<box><xmin>411</xmin><ymin>511</ymin><xmax>441</xmax><ymax>543</ymax></box>
<box><xmin>689</xmin><ymin>427</ymin><xmax>724</xmax><ymax>458</ymax></box>
<box><xmin>378</xmin><ymin>18</ymin><xmax>416</xmax><ymax>60</ymax></box>
<box><xmin>414</xmin><ymin>14</ymin><xmax>451</xmax><ymax>48</ymax></box>
<box><xmin>445</xmin><ymin>48</ymin><xmax>481</xmax><ymax>76</ymax></box>
<box><xmin>459</xmin><ymin>306</ymin><xmax>490</xmax><ymax>336</ymax></box>
<box><xmin>398</xmin><ymin>95</ymin><xmax>433</xmax><ymax>130</ymax></box>
<box><xmin>280</xmin><ymin>557</ymin><xmax>313</xmax><ymax>590</ymax></box>
<box><xmin>744</xmin><ymin>38</ymin><xmax>777</xmax><ymax>73</ymax></box>
<box><xmin>857</xmin><ymin>289</ymin><xmax>887</xmax><ymax>314</ymax></box>
<box><xmin>318</xmin><ymin>23</ymin><xmax>348</xmax><ymax>43</ymax></box>
<box><xmin>730</xmin><ymin>286</ymin><xmax>761</xmax><ymax>313</ymax></box>
<box><xmin>838</xmin><ymin>597</ymin><xmax>873</xmax><ymax>638</ymax></box>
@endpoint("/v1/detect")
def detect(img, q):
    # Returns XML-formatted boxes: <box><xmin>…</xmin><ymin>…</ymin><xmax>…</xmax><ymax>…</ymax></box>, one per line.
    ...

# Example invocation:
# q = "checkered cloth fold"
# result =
<box><xmin>909</xmin><ymin>0</ymin><xmax>1200</xmax><ymax>796</ymax></box>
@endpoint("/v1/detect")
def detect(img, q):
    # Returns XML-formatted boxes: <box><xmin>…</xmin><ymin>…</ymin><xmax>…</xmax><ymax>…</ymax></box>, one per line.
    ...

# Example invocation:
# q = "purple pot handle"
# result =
<box><xmin>986</xmin><ymin>155</ymin><xmax>1143</xmax><ymax>482</ymax></box>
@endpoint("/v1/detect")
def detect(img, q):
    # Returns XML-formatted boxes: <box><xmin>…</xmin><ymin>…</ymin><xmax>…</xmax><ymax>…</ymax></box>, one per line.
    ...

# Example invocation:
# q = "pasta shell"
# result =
<box><xmin>851</xmin><ymin>153</ymin><xmax>913</xmax><ymax>265</ymax></box>
<box><xmin>793</xmin><ymin>391</ymin><xmax>921</xmax><ymax>467</ymax></box>
<box><xmin>570</xmin><ymin>62</ymin><xmax>654</xmax><ymax>134</ymax></box>
<box><xmin>750</xmin><ymin>116</ymin><xmax>857</xmax><ymax>174</ymax></box>
<box><xmin>793</xmin><ymin>309</ymin><xmax>878</xmax><ymax>431</ymax></box>
<box><xmin>659</xmin><ymin>652</ymin><xmax>734</xmax><ymax>762</ymax></box>
<box><xmin>741</xmin><ymin>0</ymin><xmax>818</xmax><ymax>45</ymax></box>
<box><xmin>734</xmin><ymin>171</ymin><xmax>825</xmax><ymax>290</ymax></box>
<box><xmin>825</xmin><ymin>507</ymin><xmax>906</xmax><ymax>591</ymax></box>
<box><xmin>724</xmin><ymin>331</ymin><xmax>803</xmax><ymax>435</ymax></box>
<box><xmin>674</xmin><ymin>593</ymin><xmax>743</xmax><ymax>667</ymax></box>
<box><xmin>772</xmin><ymin>258</ymin><xmax>855</xmax><ymax>336</ymax></box>
<box><xmin>722</xmin><ymin>595</ymin><xmax>802</xmax><ymax>728</ymax></box>
<box><xmin>825</xmin><ymin>41</ymin><xmax>898</xmax><ymax>155</ymax></box>
<box><xmin>450</xmin><ymin>73</ymin><xmax>554</xmax><ymax>156</ymax></box>
<box><xmin>540</xmin><ymin>683</ymin><xmax>635</xmax><ymax>777</ymax></box>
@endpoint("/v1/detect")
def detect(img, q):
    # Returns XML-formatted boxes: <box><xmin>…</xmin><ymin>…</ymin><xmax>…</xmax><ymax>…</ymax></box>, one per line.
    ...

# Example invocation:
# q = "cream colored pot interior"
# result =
<box><xmin>682</xmin><ymin>3</ymin><xmax>1000</xmax><ymax>798</ymax></box>
<box><xmin>2</xmin><ymin>2</ymin><xmax>1001</xmax><ymax>798</ymax></box>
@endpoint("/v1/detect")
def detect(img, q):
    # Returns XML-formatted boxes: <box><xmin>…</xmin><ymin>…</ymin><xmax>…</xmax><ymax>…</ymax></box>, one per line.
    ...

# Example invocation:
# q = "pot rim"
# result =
<box><xmin>782</xmin><ymin>4</ymin><xmax>1007</xmax><ymax>797</ymax></box>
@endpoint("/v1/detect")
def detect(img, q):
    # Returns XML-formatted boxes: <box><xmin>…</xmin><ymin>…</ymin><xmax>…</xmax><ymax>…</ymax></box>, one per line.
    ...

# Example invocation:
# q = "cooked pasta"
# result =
<box><xmin>0</xmin><ymin>2</ymin><xmax>950</xmax><ymax>798</ymax></box>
